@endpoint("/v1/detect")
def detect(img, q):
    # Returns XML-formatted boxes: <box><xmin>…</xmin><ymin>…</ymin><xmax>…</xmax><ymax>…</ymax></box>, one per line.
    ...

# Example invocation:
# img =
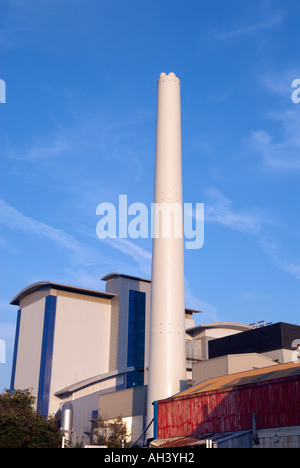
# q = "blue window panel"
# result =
<box><xmin>91</xmin><ymin>410</ymin><xmax>98</xmax><ymax>429</ymax></box>
<box><xmin>37</xmin><ymin>295</ymin><xmax>57</xmax><ymax>418</ymax></box>
<box><xmin>10</xmin><ymin>309</ymin><xmax>21</xmax><ymax>390</ymax></box>
<box><xmin>127</xmin><ymin>290</ymin><xmax>146</xmax><ymax>388</ymax></box>
<box><xmin>153</xmin><ymin>401</ymin><xmax>158</xmax><ymax>440</ymax></box>
<box><xmin>127</xmin><ymin>370</ymin><xmax>144</xmax><ymax>388</ymax></box>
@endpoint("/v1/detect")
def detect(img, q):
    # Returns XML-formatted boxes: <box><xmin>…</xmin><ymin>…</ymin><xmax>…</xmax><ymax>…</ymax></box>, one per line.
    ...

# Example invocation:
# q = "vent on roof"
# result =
<box><xmin>249</xmin><ymin>321</ymin><xmax>273</xmax><ymax>329</ymax></box>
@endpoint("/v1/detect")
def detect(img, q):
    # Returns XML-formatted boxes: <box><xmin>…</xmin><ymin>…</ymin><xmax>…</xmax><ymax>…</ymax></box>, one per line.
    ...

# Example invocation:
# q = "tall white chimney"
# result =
<box><xmin>147</xmin><ymin>72</ymin><xmax>186</xmax><ymax>438</ymax></box>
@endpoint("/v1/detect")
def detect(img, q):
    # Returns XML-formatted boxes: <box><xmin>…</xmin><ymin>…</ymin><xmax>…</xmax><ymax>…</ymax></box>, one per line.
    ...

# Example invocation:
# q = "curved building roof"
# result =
<box><xmin>101</xmin><ymin>272</ymin><xmax>151</xmax><ymax>284</ymax></box>
<box><xmin>186</xmin><ymin>321</ymin><xmax>249</xmax><ymax>334</ymax></box>
<box><xmin>10</xmin><ymin>281</ymin><xmax>116</xmax><ymax>306</ymax></box>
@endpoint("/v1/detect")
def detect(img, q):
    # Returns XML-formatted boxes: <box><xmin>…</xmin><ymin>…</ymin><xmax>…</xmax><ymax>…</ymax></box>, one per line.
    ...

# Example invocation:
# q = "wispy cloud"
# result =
<box><xmin>0</xmin><ymin>0</ymin><xmax>66</xmax><ymax>49</ymax></box>
<box><xmin>204</xmin><ymin>188</ymin><xmax>262</xmax><ymax>234</ymax></box>
<box><xmin>5</xmin><ymin>136</ymin><xmax>70</xmax><ymax>161</ymax></box>
<box><xmin>248</xmin><ymin>69</ymin><xmax>300</xmax><ymax>170</ymax></box>
<box><xmin>80</xmin><ymin>223</ymin><xmax>152</xmax><ymax>277</ymax></box>
<box><xmin>0</xmin><ymin>198</ymin><xmax>84</xmax><ymax>255</ymax></box>
<box><xmin>0</xmin><ymin>198</ymin><xmax>152</xmax><ymax>285</ymax></box>
<box><xmin>258</xmin><ymin>233</ymin><xmax>300</xmax><ymax>280</ymax></box>
<box><xmin>103</xmin><ymin>238</ymin><xmax>151</xmax><ymax>276</ymax></box>
<box><xmin>214</xmin><ymin>9</ymin><xmax>284</xmax><ymax>41</ymax></box>
<box><xmin>250</xmin><ymin>127</ymin><xmax>300</xmax><ymax>171</ymax></box>
<box><xmin>259</xmin><ymin>70</ymin><xmax>298</xmax><ymax>98</ymax></box>
<box><xmin>202</xmin><ymin>189</ymin><xmax>300</xmax><ymax>280</ymax></box>
<box><xmin>185</xmin><ymin>278</ymin><xmax>218</xmax><ymax>323</ymax></box>
<box><xmin>248</xmin><ymin>90</ymin><xmax>300</xmax><ymax>170</ymax></box>
<box><xmin>0</xmin><ymin>197</ymin><xmax>117</xmax><ymax>287</ymax></box>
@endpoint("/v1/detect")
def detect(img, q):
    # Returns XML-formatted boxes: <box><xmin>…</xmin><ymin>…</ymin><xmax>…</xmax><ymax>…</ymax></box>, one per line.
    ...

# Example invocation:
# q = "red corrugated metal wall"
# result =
<box><xmin>158</xmin><ymin>376</ymin><xmax>300</xmax><ymax>438</ymax></box>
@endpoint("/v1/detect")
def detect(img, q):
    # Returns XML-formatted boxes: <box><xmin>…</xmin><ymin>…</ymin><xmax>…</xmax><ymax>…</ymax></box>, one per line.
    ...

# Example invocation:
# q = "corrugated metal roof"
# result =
<box><xmin>169</xmin><ymin>361</ymin><xmax>300</xmax><ymax>400</ymax></box>
<box><xmin>150</xmin><ymin>431</ymin><xmax>252</xmax><ymax>448</ymax></box>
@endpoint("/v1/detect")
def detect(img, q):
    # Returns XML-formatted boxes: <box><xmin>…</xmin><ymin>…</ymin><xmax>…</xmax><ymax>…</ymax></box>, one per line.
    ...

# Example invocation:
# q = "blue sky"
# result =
<box><xmin>1</xmin><ymin>0</ymin><xmax>300</xmax><ymax>391</ymax></box>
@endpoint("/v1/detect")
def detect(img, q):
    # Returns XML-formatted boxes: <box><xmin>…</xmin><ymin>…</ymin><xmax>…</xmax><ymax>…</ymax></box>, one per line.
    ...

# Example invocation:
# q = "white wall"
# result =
<box><xmin>192</xmin><ymin>353</ymin><xmax>278</xmax><ymax>385</ymax></box>
<box><xmin>13</xmin><ymin>291</ymin><xmax>47</xmax><ymax>399</ymax></box>
<box><xmin>49</xmin><ymin>293</ymin><xmax>111</xmax><ymax>415</ymax></box>
<box><xmin>254</xmin><ymin>426</ymin><xmax>300</xmax><ymax>449</ymax></box>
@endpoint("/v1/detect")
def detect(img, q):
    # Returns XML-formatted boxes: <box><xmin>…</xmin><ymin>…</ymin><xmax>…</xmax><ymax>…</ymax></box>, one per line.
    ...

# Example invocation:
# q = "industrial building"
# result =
<box><xmin>9</xmin><ymin>271</ymin><xmax>300</xmax><ymax>446</ymax></box>
<box><xmin>151</xmin><ymin>361</ymin><xmax>300</xmax><ymax>449</ymax></box>
<box><xmin>208</xmin><ymin>322</ymin><xmax>300</xmax><ymax>363</ymax></box>
<box><xmin>8</xmin><ymin>73</ymin><xmax>300</xmax><ymax>448</ymax></box>
<box><xmin>191</xmin><ymin>321</ymin><xmax>300</xmax><ymax>386</ymax></box>
<box><xmin>168</xmin><ymin>322</ymin><xmax>300</xmax><ymax>449</ymax></box>
<box><xmin>9</xmin><ymin>272</ymin><xmax>205</xmax><ymax>444</ymax></box>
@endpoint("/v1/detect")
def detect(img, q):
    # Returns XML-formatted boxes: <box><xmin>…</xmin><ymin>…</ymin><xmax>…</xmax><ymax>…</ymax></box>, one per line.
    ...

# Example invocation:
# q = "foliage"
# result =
<box><xmin>0</xmin><ymin>389</ymin><xmax>62</xmax><ymax>448</ymax></box>
<box><xmin>92</xmin><ymin>416</ymin><xmax>129</xmax><ymax>448</ymax></box>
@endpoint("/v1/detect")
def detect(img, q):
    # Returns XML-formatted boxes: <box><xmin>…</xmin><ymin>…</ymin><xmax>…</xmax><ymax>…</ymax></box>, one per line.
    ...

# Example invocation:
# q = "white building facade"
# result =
<box><xmin>10</xmin><ymin>273</ymin><xmax>204</xmax><ymax>444</ymax></box>
<box><xmin>11</xmin><ymin>273</ymin><xmax>259</xmax><ymax>445</ymax></box>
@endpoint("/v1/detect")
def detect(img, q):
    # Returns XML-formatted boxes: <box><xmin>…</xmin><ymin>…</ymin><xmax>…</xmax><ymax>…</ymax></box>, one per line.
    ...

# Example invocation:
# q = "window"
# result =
<box><xmin>127</xmin><ymin>290</ymin><xmax>146</xmax><ymax>388</ymax></box>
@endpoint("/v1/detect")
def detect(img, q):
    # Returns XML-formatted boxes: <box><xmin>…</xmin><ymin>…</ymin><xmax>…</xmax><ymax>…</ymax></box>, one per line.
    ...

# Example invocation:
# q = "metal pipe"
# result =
<box><xmin>61</xmin><ymin>402</ymin><xmax>73</xmax><ymax>447</ymax></box>
<box><xmin>252</xmin><ymin>412</ymin><xmax>259</xmax><ymax>445</ymax></box>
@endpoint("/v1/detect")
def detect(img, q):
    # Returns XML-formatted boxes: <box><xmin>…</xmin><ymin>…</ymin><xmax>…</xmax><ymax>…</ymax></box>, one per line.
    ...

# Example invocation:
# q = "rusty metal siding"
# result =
<box><xmin>158</xmin><ymin>376</ymin><xmax>300</xmax><ymax>439</ymax></box>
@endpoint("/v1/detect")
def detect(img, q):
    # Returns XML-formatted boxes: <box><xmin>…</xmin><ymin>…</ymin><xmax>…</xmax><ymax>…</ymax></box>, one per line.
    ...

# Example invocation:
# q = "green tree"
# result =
<box><xmin>92</xmin><ymin>416</ymin><xmax>129</xmax><ymax>448</ymax></box>
<box><xmin>0</xmin><ymin>389</ymin><xmax>62</xmax><ymax>448</ymax></box>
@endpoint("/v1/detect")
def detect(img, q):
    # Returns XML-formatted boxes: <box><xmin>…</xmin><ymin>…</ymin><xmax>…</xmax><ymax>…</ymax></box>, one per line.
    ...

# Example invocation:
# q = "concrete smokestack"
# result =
<box><xmin>147</xmin><ymin>72</ymin><xmax>186</xmax><ymax>438</ymax></box>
